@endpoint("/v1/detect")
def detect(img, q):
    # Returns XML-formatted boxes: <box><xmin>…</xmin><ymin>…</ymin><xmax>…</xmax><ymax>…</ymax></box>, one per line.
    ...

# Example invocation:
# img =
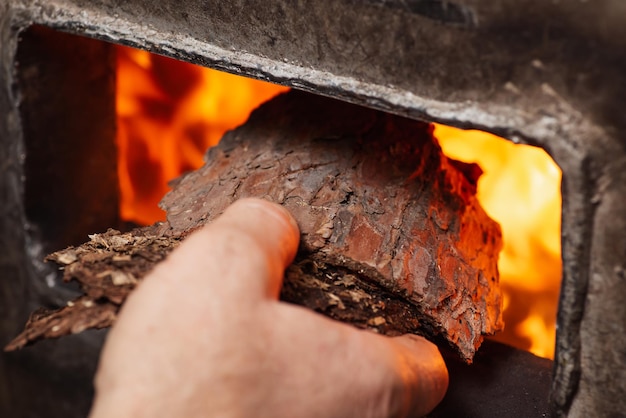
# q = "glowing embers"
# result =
<box><xmin>115</xmin><ymin>45</ymin><xmax>289</xmax><ymax>224</ymax></box>
<box><xmin>435</xmin><ymin>125</ymin><xmax>562</xmax><ymax>359</ymax></box>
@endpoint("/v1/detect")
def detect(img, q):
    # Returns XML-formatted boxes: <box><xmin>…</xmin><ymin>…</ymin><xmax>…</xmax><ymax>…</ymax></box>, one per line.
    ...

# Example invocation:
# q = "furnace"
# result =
<box><xmin>1</xmin><ymin>1</ymin><xmax>625</xmax><ymax>417</ymax></box>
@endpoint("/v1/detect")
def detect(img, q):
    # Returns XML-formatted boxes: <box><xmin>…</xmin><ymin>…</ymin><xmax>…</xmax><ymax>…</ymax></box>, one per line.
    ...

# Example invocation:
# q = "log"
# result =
<box><xmin>5</xmin><ymin>91</ymin><xmax>503</xmax><ymax>362</ymax></box>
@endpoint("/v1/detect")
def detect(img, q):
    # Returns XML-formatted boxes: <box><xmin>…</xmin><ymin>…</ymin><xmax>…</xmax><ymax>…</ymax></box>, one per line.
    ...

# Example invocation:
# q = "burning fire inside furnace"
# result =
<box><xmin>116</xmin><ymin>45</ymin><xmax>562</xmax><ymax>360</ymax></box>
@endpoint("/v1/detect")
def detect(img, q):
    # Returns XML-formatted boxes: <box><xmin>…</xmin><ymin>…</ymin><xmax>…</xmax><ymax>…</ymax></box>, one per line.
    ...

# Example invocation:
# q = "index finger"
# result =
<box><xmin>155</xmin><ymin>198</ymin><xmax>300</xmax><ymax>301</ymax></box>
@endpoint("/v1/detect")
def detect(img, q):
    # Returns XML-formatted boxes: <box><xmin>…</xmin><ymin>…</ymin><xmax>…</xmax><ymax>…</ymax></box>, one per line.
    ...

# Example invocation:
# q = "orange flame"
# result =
<box><xmin>435</xmin><ymin>125</ymin><xmax>562</xmax><ymax>359</ymax></box>
<box><xmin>116</xmin><ymin>45</ymin><xmax>289</xmax><ymax>224</ymax></box>
<box><xmin>116</xmin><ymin>46</ymin><xmax>562</xmax><ymax>359</ymax></box>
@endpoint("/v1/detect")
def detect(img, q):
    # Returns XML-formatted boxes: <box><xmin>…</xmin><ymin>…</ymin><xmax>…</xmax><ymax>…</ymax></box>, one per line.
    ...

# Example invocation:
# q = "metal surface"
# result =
<box><xmin>1</xmin><ymin>0</ymin><xmax>625</xmax><ymax>416</ymax></box>
<box><xmin>430</xmin><ymin>340</ymin><xmax>553</xmax><ymax>418</ymax></box>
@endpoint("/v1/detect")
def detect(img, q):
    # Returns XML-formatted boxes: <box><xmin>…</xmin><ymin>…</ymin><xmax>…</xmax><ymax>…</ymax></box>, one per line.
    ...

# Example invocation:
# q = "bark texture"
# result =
<box><xmin>6</xmin><ymin>91</ymin><xmax>503</xmax><ymax>361</ymax></box>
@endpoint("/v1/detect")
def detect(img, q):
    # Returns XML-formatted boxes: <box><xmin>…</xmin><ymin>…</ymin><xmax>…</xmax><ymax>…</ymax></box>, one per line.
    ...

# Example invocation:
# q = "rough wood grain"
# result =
<box><xmin>6</xmin><ymin>91</ymin><xmax>503</xmax><ymax>361</ymax></box>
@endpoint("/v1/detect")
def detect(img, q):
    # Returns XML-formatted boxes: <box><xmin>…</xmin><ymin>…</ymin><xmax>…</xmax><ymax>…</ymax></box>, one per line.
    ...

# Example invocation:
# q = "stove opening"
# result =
<box><xmin>17</xmin><ymin>26</ymin><xmax>561</xmax><ymax>360</ymax></box>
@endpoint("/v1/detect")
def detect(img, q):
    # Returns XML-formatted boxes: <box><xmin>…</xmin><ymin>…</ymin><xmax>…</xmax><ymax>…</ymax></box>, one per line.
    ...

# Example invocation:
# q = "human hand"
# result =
<box><xmin>89</xmin><ymin>198</ymin><xmax>448</xmax><ymax>418</ymax></box>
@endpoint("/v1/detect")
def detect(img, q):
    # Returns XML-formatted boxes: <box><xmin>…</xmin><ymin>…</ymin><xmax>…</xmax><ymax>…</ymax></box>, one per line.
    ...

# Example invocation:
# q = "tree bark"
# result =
<box><xmin>6</xmin><ymin>91</ymin><xmax>503</xmax><ymax>362</ymax></box>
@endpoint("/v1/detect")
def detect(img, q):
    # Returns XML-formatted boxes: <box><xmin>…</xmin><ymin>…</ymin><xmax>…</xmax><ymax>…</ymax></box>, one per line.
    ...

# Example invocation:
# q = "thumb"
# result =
<box><xmin>274</xmin><ymin>304</ymin><xmax>449</xmax><ymax>418</ymax></box>
<box><xmin>386</xmin><ymin>334</ymin><xmax>449</xmax><ymax>417</ymax></box>
<box><xmin>343</xmin><ymin>331</ymin><xmax>448</xmax><ymax>418</ymax></box>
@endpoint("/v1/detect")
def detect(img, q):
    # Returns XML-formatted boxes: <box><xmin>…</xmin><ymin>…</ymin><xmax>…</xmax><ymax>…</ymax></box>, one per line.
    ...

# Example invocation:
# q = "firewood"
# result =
<box><xmin>5</xmin><ymin>91</ymin><xmax>503</xmax><ymax>362</ymax></box>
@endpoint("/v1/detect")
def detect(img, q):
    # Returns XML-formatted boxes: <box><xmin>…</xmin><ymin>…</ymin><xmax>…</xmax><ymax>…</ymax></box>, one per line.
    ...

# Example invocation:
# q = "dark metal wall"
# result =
<box><xmin>1</xmin><ymin>1</ymin><xmax>625</xmax><ymax>416</ymax></box>
<box><xmin>0</xmin><ymin>14</ymin><xmax>116</xmax><ymax>418</ymax></box>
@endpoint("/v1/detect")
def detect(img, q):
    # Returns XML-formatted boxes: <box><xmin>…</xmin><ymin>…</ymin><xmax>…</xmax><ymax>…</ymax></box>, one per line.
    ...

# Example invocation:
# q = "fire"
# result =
<box><xmin>116</xmin><ymin>47</ymin><xmax>562</xmax><ymax>359</ymax></box>
<box><xmin>115</xmin><ymin>45</ymin><xmax>289</xmax><ymax>224</ymax></box>
<box><xmin>435</xmin><ymin>125</ymin><xmax>562</xmax><ymax>359</ymax></box>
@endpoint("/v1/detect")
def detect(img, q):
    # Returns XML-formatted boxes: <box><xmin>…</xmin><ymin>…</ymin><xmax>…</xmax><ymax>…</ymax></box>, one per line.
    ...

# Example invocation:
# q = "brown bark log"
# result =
<box><xmin>5</xmin><ymin>91</ymin><xmax>503</xmax><ymax>362</ymax></box>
